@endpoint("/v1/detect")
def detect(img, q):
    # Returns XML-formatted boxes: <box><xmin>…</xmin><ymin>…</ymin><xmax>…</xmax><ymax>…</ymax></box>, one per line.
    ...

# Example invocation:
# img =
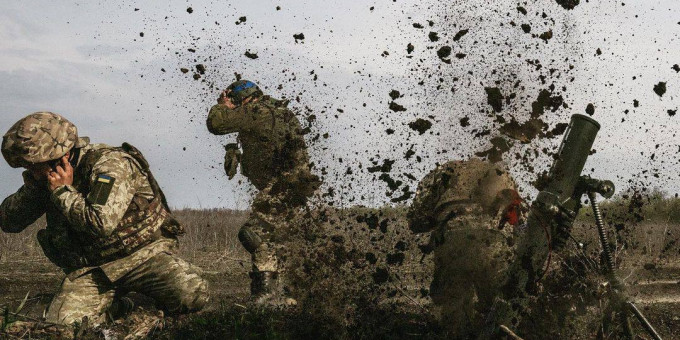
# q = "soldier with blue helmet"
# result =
<box><xmin>207</xmin><ymin>80</ymin><xmax>320</xmax><ymax>307</ymax></box>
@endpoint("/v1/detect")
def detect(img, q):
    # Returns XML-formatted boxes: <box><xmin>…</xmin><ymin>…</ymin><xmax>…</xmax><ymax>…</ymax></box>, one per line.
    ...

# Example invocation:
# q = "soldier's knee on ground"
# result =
<box><xmin>156</xmin><ymin>274</ymin><xmax>210</xmax><ymax>314</ymax></box>
<box><xmin>129</xmin><ymin>253</ymin><xmax>210</xmax><ymax>314</ymax></box>
<box><xmin>45</xmin><ymin>270</ymin><xmax>115</xmax><ymax>326</ymax></box>
<box><xmin>177</xmin><ymin>275</ymin><xmax>210</xmax><ymax>313</ymax></box>
<box><xmin>161</xmin><ymin>259</ymin><xmax>210</xmax><ymax>313</ymax></box>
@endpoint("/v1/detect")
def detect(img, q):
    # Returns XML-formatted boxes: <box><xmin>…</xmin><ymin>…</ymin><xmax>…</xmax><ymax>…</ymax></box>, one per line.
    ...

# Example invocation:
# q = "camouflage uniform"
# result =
<box><xmin>408</xmin><ymin>159</ymin><xmax>527</xmax><ymax>338</ymax></box>
<box><xmin>0</xmin><ymin>112</ymin><xmax>208</xmax><ymax>325</ymax></box>
<box><xmin>207</xmin><ymin>93</ymin><xmax>320</xmax><ymax>294</ymax></box>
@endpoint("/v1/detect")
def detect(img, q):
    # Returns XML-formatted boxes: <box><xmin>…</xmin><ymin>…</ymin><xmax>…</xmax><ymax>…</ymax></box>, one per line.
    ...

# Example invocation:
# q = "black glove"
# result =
<box><xmin>531</xmin><ymin>195</ymin><xmax>579</xmax><ymax>249</ymax></box>
<box><xmin>551</xmin><ymin>205</ymin><xmax>577</xmax><ymax>249</ymax></box>
<box><xmin>223</xmin><ymin>143</ymin><xmax>242</xmax><ymax>180</ymax></box>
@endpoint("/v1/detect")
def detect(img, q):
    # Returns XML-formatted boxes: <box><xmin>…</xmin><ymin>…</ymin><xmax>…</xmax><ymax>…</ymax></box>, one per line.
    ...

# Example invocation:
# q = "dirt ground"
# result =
<box><xmin>0</xmin><ymin>208</ymin><xmax>679</xmax><ymax>339</ymax></box>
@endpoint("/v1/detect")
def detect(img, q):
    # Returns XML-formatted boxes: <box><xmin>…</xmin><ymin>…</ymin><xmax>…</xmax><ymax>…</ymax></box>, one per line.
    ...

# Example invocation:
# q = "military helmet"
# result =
<box><xmin>225</xmin><ymin>80</ymin><xmax>263</xmax><ymax>106</ymax></box>
<box><xmin>408</xmin><ymin>159</ymin><xmax>518</xmax><ymax>232</ymax></box>
<box><xmin>2</xmin><ymin>112</ymin><xmax>84</xmax><ymax>168</ymax></box>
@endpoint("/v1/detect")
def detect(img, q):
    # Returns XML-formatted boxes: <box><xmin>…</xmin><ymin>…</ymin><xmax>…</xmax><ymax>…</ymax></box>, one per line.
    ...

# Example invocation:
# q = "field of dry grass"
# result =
<box><xmin>0</xmin><ymin>197</ymin><xmax>678</xmax><ymax>339</ymax></box>
<box><xmin>0</xmin><ymin>209</ymin><xmax>249</xmax><ymax>262</ymax></box>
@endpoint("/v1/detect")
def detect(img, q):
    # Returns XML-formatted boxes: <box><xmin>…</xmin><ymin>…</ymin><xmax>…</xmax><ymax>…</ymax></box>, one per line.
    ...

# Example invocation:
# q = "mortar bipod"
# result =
<box><xmin>576</xmin><ymin>176</ymin><xmax>663</xmax><ymax>340</ymax></box>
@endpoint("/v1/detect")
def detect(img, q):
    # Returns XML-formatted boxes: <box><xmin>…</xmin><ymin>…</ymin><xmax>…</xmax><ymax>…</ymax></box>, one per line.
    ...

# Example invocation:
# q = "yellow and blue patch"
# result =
<box><xmin>87</xmin><ymin>174</ymin><xmax>116</xmax><ymax>205</ymax></box>
<box><xmin>97</xmin><ymin>174</ymin><xmax>112</xmax><ymax>184</ymax></box>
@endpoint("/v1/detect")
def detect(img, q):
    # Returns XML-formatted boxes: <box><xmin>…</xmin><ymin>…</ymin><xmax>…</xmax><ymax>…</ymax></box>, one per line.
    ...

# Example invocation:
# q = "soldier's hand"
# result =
<box><xmin>217</xmin><ymin>90</ymin><xmax>228</xmax><ymax>104</ymax></box>
<box><xmin>47</xmin><ymin>155</ymin><xmax>74</xmax><ymax>191</ymax></box>
<box><xmin>224</xmin><ymin>143</ymin><xmax>241</xmax><ymax>180</ymax></box>
<box><xmin>218</xmin><ymin>89</ymin><xmax>237</xmax><ymax>109</ymax></box>
<box><xmin>533</xmin><ymin>199</ymin><xmax>577</xmax><ymax>249</ymax></box>
<box><xmin>551</xmin><ymin>204</ymin><xmax>577</xmax><ymax>249</ymax></box>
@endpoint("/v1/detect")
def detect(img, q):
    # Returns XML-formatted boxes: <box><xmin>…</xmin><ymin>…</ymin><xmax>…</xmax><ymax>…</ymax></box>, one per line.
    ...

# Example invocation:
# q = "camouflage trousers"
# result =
<box><xmin>241</xmin><ymin>208</ymin><xmax>289</xmax><ymax>273</ymax></box>
<box><xmin>429</xmin><ymin>226</ymin><xmax>515</xmax><ymax>338</ymax></box>
<box><xmin>45</xmin><ymin>252</ymin><xmax>209</xmax><ymax>325</ymax></box>
<box><xmin>240</xmin><ymin>180</ymin><xmax>311</xmax><ymax>273</ymax></box>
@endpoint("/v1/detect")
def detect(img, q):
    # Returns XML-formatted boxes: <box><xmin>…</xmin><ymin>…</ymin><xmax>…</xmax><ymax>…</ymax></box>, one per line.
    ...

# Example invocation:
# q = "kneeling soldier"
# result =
<box><xmin>0</xmin><ymin>112</ymin><xmax>209</xmax><ymax>325</ymax></box>
<box><xmin>407</xmin><ymin>159</ymin><xmax>527</xmax><ymax>338</ymax></box>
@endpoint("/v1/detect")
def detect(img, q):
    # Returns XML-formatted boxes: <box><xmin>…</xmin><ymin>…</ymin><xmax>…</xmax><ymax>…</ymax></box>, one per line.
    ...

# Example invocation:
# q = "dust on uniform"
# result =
<box><xmin>408</xmin><ymin>159</ymin><xmax>528</xmax><ymax>338</ymax></box>
<box><xmin>207</xmin><ymin>83</ymin><xmax>320</xmax><ymax>303</ymax></box>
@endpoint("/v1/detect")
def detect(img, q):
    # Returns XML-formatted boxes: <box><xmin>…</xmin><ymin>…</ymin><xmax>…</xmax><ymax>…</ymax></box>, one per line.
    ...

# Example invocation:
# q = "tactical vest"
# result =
<box><xmin>74</xmin><ymin>143</ymin><xmax>183</xmax><ymax>266</ymax></box>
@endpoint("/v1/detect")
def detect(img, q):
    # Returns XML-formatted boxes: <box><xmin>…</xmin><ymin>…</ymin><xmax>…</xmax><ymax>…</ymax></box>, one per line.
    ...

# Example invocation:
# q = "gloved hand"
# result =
<box><xmin>550</xmin><ymin>205</ymin><xmax>577</xmax><ymax>249</ymax></box>
<box><xmin>224</xmin><ymin>143</ymin><xmax>242</xmax><ymax>180</ymax></box>
<box><xmin>531</xmin><ymin>195</ymin><xmax>579</xmax><ymax>249</ymax></box>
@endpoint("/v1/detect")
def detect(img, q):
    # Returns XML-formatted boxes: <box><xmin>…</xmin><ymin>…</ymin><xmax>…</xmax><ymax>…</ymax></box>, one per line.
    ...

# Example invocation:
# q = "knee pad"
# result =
<box><xmin>238</xmin><ymin>225</ymin><xmax>263</xmax><ymax>254</ymax></box>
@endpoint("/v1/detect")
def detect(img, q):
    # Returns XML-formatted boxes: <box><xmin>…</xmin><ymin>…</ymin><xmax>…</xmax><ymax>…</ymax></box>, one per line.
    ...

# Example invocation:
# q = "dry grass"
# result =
<box><xmin>573</xmin><ymin>190</ymin><xmax>680</xmax><ymax>263</ymax></box>
<box><xmin>1</xmin><ymin>195</ymin><xmax>676</xmax><ymax>275</ymax></box>
<box><xmin>172</xmin><ymin>209</ymin><xmax>249</xmax><ymax>270</ymax></box>
<box><xmin>0</xmin><ymin>218</ymin><xmax>43</xmax><ymax>260</ymax></box>
<box><xmin>0</xmin><ymin>200</ymin><xmax>678</xmax><ymax>339</ymax></box>
<box><xmin>0</xmin><ymin>209</ymin><xmax>250</xmax><ymax>269</ymax></box>
<box><xmin>592</xmin><ymin>188</ymin><xmax>680</xmax><ymax>224</ymax></box>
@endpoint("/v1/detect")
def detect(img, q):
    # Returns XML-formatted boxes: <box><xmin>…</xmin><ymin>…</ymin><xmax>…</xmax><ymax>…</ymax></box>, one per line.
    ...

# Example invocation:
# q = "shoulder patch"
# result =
<box><xmin>87</xmin><ymin>175</ymin><xmax>116</xmax><ymax>205</ymax></box>
<box><xmin>98</xmin><ymin>174</ymin><xmax>113</xmax><ymax>183</ymax></box>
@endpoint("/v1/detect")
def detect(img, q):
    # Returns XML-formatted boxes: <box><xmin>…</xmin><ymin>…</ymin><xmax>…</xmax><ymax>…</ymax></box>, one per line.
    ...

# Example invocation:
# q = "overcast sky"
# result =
<box><xmin>0</xmin><ymin>0</ymin><xmax>678</xmax><ymax>209</ymax></box>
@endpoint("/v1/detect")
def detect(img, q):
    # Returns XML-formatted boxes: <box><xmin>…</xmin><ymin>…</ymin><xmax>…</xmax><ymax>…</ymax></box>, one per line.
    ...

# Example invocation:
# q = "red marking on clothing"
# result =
<box><xmin>502</xmin><ymin>197</ymin><xmax>524</xmax><ymax>226</ymax></box>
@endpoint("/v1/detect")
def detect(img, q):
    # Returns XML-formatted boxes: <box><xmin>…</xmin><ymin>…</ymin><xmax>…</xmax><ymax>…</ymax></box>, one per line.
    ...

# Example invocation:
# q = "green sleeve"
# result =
<box><xmin>0</xmin><ymin>172</ymin><xmax>49</xmax><ymax>233</ymax></box>
<box><xmin>206</xmin><ymin>104</ymin><xmax>248</xmax><ymax>135</ymax></box>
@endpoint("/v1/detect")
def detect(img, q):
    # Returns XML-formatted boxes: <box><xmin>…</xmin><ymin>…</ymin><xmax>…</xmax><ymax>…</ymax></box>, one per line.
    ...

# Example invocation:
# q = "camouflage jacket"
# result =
<box><xmin>0</xmin><ymin>139</ymin><xmax>175</xmax><ymax>281</ymax></box>
<box><xmin>207</xmin><ymin>96</ymin><xmax>318</xmax><ymax>192</ymax></box>
<box><xmin>408</xmin><ymin>159</ymin><xmax>526</xmax><ymax>235</ymax></box>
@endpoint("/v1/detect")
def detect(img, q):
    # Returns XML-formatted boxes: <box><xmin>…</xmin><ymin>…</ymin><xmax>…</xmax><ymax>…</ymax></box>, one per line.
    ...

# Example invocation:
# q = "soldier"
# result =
<box><xmin>407</xmin><ymin>159</ymin><xmax>528</xmax><ymax>338</ymax></box>
<box><xmin>207</xmin><ymin>80</ymin><xmax>320</xmax><ymax>306</ymax></box>
<box><xmin>0</xmin><ymin>112</ymin><xmax>209</xmax><ymax>326</ymax></box>
<box><xmin>408</xmin><ymin>158</ymin><xmax>576</xmax><ymax>338</ymax></box>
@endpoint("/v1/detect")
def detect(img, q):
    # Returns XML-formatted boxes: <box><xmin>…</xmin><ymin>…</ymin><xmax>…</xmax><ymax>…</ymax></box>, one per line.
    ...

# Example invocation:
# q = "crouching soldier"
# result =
<box><xmin>207</xmin><ymin>80</ymin><xmax>320</xmax><ymax>306</ymax></box>
<box><xmin>0</xmin><ymin>112</ymin><xmax>209</xmax><ymax>326</ymax></box>
<box><xmin>407</xmin><ymin>159</ymin><xmax>528</xmax><ymax>338</ymax></box>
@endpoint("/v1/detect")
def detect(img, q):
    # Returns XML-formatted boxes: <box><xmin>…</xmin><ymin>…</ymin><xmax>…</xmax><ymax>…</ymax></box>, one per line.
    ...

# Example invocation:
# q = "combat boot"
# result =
<box><xmin>249</xmin><ymin>271</ymin><xmax>297</xmax><ymax>308</ymax></box>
